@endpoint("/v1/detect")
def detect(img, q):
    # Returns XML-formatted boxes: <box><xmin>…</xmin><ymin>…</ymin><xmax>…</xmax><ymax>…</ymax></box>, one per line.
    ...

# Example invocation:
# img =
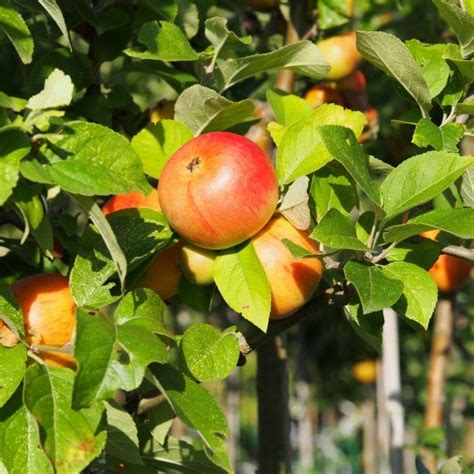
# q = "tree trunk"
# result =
<box><xmin>382</xmin><ymin>308</ymin><xmax>405</xmax><ymax>474</ymax></box>
<box><xmin>423</xmin><ymin>297</ymin><xmax>454</xmax><ymax>471</ymax></box>
<box><xmin>226</xmin><ymin>370</ymin><xmax>240</xmax><ymax>471</ymax></box>
<box><xmin>257</xmin><ymin>336</ymin><xmax>292</xmax><ymax>474</ymax></box>
<box><xmin>362</xmin><ymin>398</ymin><xmax>377</xmax><ymax>474</ymax></box>
<box><xmin>376</xmin><ymin>359</ymin><xmax>390</xmax><ymax>474</ymax></box>
<box><xmin>296</xmin><ymin>323</ymin><xmax>314</xmax><ymax>471</ymax></box>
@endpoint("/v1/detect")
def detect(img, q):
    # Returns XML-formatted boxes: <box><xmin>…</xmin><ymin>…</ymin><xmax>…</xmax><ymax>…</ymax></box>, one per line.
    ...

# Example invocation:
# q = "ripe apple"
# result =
<box><xmin>150</xmin><ymin>100</ymin><xmax>175</xmax><ymax>124</ymax></box>
<box><xmin>158</xmin><ymin>132</ymin><xmax>279</xmax><ymax>250</ymax></box>
<box><xmin>180</xmin><ymin>243</ymin><xmax>216</xmax><ymax>286</ymax></box>
<box><xmin>139</xmin><ymin>242</ymin><xmax>183</xmax><ymax>301</ymax></box>
<box><xmin>352</xmin><ymin>360</ymin><xmax>377</xmax><ymax>384</ymax></box>
<box><xmin>11</xmin><ymin>273</ymin><xmax>76</xmax><ymax>368</ymax></box>
<box><xmin>358</xmin><ymin>106</ymin><xmax>379</xmax><ymax>143</ymax></box>
<box><xmin>304</xmin><ymin>85</ymin><xmax>344</xmax><ymax>108</ymax></box>
<box><xmin>421</xmin><ymin>230</ymin><xmax>471</xmax><ymax>293</ymax></box>
<box><xmin>326</xmin><ymin>70</ymin><xmax>366</xmax><ymax>93</ymax></box>
<box><xmin>317</xmin><ymin>32</ymin><xmax>362</xmax><ymax>81</ymax></box>
<box><xmin>102</xmin><ymin>189</ymin><xmax>161</xmax><ymax>216</ymax></box>
<box><xmin>252</xmin><ymin>216</ymin><xmax>324</xmax><ymax>318</ymax></box>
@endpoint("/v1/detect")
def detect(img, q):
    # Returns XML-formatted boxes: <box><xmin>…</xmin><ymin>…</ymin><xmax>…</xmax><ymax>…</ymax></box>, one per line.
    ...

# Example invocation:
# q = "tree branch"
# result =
<box><xmin>441</xmin><ymin>245</ymin><xmax>474</xmax><ymax>262</ymax></box>
<box><xmin>238</xmin><ymin>282</ymin><xmax>353</xmax><ymax>361</ymax></box>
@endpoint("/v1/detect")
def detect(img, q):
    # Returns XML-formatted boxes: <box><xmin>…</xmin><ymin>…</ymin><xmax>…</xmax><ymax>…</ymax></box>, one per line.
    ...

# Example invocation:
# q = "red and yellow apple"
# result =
<box><xmin>252</xmin><ymin>216</ymin><xmax>324</xmax><ymax>319</ymax></box>
<box><xmin>158</xmin><ymin>132</ymin><xmax>279</xmax><ymax>250</ymax></box>
<box><xmin>12</xmin><ymin>273</ymin><xmax>76</xmax><ymax>368</ymax></box>
<box><xmin>421</xmin><ymin>230</ymin><xmax>471</xmax><ymax>293</ymax></box>
<box><xmin>140</xmin><ymin>242</ymin><xmax>184</xmax><ymax>301</ymax></box>
<box><xmin>180</xmin><ymin>244</ymin><xmax>216</xmax><ymax>286</ymax></box>
<box><xmin>317</xmin><ymin>32</ymin><xmax>362</xmax><ymax>81</ymax></box>
<box><xmin>327</xmin><ymin>70</ymin><xmax>366</xmax><ymax>93</ymax></box>
<box><xmin>304</xmin><ymin>85</ymin><xmax>344</xmax><ymax>108</ymax></box>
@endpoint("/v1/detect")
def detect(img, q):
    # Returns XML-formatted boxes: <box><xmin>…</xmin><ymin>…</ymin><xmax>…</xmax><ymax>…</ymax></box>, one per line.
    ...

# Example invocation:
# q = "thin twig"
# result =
<box><xmin>441</xmin><ymin>245</ymin><xmax>474</xmax><ymax>262</ymax></box>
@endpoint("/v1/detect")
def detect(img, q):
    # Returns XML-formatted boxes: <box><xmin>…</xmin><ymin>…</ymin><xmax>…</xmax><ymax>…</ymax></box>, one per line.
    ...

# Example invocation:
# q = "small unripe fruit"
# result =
<box><xmin>317</xmin><ymin>32</ymin><xmax>362</xmax><ymax>81</ymax></box>
<box><xmin>304</xmin><ymin>85</ymin><xmax>344</xmax><ymax>108</ymax></box>
<box><xmin>102</xmin><ymin>189</ymin><xmax>161</xmax><ymax>216</ymax></box>
<box><xmin>352</xmin><ymin>360</ymin><xmax>377</xmax><ymax>384</ymax></box>
<box><xmin>180</xmin><ymin>244</ymin><xmax>216</xmax><ymax>286</ymax></box>
<box><xmin>150</xmin><ymin>100</ymin><xmax>175</xmax><ymax>124</ymax></box>
<box><xmin>252</xmin><ymin>216</ymin><xmax>324</xmax><ymax>318</ymax></box>
<box><xmin>11</xmin><ymin>274</ymin><xmax>76</xmax><ymax>368</ymax></box>
<box><xmin>139</xmin><ymin>242</ymin><xmax>183</xmax><ymax>301</ymax></box>
<box><xmin>158</xmin><ymin>132</ymin><xmax>279</xmax><ymax>250</ymax></box>
<box><xmin>421</xmin><ymin>230</ymin><xmax>471</xmax><ymax>293</ymax></box>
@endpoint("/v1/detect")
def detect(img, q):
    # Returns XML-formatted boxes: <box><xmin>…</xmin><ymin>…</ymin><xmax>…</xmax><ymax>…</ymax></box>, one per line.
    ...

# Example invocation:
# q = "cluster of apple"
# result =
<box><xmin>306</xmin><ymin>32</ymin><xmax>379</xmax><ymax>143</ymax></box>
<box><xmin>105</xmin><ymin>131</ymin><xmax>324</xmax><ymax>320</ymax></box>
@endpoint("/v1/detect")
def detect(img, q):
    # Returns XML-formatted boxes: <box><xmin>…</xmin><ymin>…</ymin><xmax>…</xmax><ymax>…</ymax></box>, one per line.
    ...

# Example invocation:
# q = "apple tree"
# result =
<box><xmin>0</xmin><ymin>0</ymin><xmax>473</xmax><ymax>473</ymax></box>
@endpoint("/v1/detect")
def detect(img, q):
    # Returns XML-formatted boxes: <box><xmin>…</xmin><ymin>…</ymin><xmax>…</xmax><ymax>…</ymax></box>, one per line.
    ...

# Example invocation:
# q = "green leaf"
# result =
<box><xmin>266</xmin><ymin>90</ymin><xmax>313</xmax><ymax>127</ymax></box>
<box><xmin>0</xmin><ymin>392</ymin><xmax>54</xmax><ymax>474</ymax></box>
<box><xmin>151</xmin><ymin>363</ymin><xmax>230</xmax><ymax>472</ymax></box>
<box><xmin>125</xmin><ymin>21</ymin><xmax>198</xmax><ymax>61</ymax></box>
<box><xmin>204</xmin><ymin>17</ymin><xmax>251</xmax><ymax>61</ymax></box>
<box><xmin>131</xmin><ymin>120</ymin><xmax>193</xmax><ymax>178</ymax></box>
<box><xmin>105</xmin><ymin>401</ymin><xmax>143</xmax><ymax>465</ymax></box>
<box><xmin>218</xmin><ymin>40</ymin><xmax>329</xmax><ymax>91</ymax></box>
<box><xmin>70</xmin><ymin>209</ymin><xmax>171</xmax><ymax>308</ymax></box>
<box><xmin>74</xmin><ymin>195</ymin><xmax>127</xmax><ymax>292</ymax></box>
<box><xmin>276</xmin><ymin>105</ymin><xmax>366</xmax><ymax>185</ymax></box>
<box><xmin>175</xmin><ymin>85</ymin><xmax>254</xmax><ymax>136</ymax></box>
<box><xmin>281</xmin><ymin>239</ymin><xmax>317</xmax><ymax>258</ymax></box>
<box><xmin>0</xmin><ymin>0</ymin><xmax>34</xmax><ymax>64</ymax></box>
<box><xmin>115</xmin><ymin>288</ymin><xmax>172</xmax><ymax>339</ymax></box>
<box><xmin>179</xmin><ymin>324</ymin><xmax>239</xmax><ymax>383</ymax></box>
<box><xmin>383</xmin><ymin>208</ymin><xmax>474</xmax><ymax>242</ymax></box>
<box><xmin>356</xmin><ymin>31</ymin><xmax>431</xmax><ymax>116</ymax></box>
<box><xmin>176</xmin><ymin>0</ymin><xmax>199</xmax><ymax>39</ymax></box>
<box><xmin>0</xmin><ymin>281</ymin><xmax>24</xmax><ymax>337</ymax></box>
<box><xmin>405</xmin><ymin>40</ymin><xmax>452</xmax><ymax>98</ymax></box>
<box><xmin>439</xmin><ymin>456</ymin><xmax>463</xmax><ymax>474</ymax></box>
<box><xmin>317</xmin><ymin>0</ymin><xmax>350</xmax><ymax>30</ymax></box>
<box><xmin>38</xmin><ymin>0</ymin><xmax>71</xmax><ymax>50</ymax></box>
<box><xmin>380</xmin><ymin>151</ymin><xmax>474</xmax><ymax>218</ymax></box>
<box><xmin>460</xmin><ymin>165</ymin><xmax>474</xmax><ymax>208</ymax></box>
<box><xmin>178</xmin><ymin>277</ymin><xmax>214</xmax><ymax>312</ymax></box>
<box><xmin>412</xmin><ymin>119</ymin><xmax>464</xmax><ymax>152</ymax></box>
<box><xmin>386</xmin><ymin>240</ymin><xmax>440</xmax><ymax>270</ymax></box>
<box><xmin>457</xmin><ymin>98</ymin><xmax>474</xmax><ymax>114</ymax></box>
<box><xmin>344</xmin><ymin>261</ymin><xmax>403</xmax><ymax>314</ymax></box>
<box><xmin>0</xmin><ymin>91</ymin><xmax>27</xmax><ymax>111</ymax></box>
<box><xmin>23</xmin><ymin>364</ymin><xmax>107</xmax><ymax>474</ymax></box>
<box><xmin>310</xmin><ymin>209</ymin><xmax>366</xmax><ymax>251</ymax></box>
<box><xmin>433</xmin><ymin>0</ymin><xmax>474</xmax><ymax>58</ymax></box>
<box><xmin>449</xmin><ymin>58</ymin><xmax>474</xmax><ymax>81</ymax></box>
<box><xmin>439</xmin><ymin>65</ymin><xmax>464</xmax><ymax>107</ymax></box>
<box><xmin>214</xmin><ymin>242</ymin><xmax>271</xmax><ymax>333</ymax></box>
<box><xmin>0</xmin><ymin>344</ymin><xmax>26</xmax><ymax>407</ymax></box>
<box><xmin>383</xmin><ymin>262</ymin><xmax>437</xmax><ymax>329</ymax></box>
<box><xmin>11</xmin><ymin>183</ymin><xmax>53</xmax><ymax>254</ymax></box>
<box><xmin>267</xmin><ymin>121</ymin><xmax>285</xmax><ymax>146</ymax></box>
<box><xmin>26</xmin><ymin>69</ymin><xmax>74</xmax><ymax>111</ymax></box>
<box><xmin>345</xmin><ymin>298</ymin><xmax>384</xmax><ymax>352</ymax></box>
<box><xmin>317</xmin><ymin>125</ymin><xmax>381</xmax><ymax>205</ymax></box>
<box><xmin>43</xmin><ymin>121</ymin><xmax>150</xmax><ymax>196</ymax></box>
<box><xmin>145</xmin><ymin>437</ymin><xmax>227</xmax><ymax>473</ymax></box>
<box><xmin>72</xmin><ymin>310</ymin><xmax>117</xmax><ymax>409</ymax></box>
<box><xmin>310</xmin><ymin>164</ymin><xmax>357</xmax><ymax>221</ymax></box>
<box><xmin>0</xmin><ymin>130</ymin><xmax>30</xmax><ymax>205</ymax></box>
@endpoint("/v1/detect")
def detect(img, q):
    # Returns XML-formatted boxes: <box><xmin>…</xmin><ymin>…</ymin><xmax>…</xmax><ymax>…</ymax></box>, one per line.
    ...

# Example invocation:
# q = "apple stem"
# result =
<box><xmin>185</xmin><ymin>157</ymin><xmax>201</xmax><ymax>173</ymax></box>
